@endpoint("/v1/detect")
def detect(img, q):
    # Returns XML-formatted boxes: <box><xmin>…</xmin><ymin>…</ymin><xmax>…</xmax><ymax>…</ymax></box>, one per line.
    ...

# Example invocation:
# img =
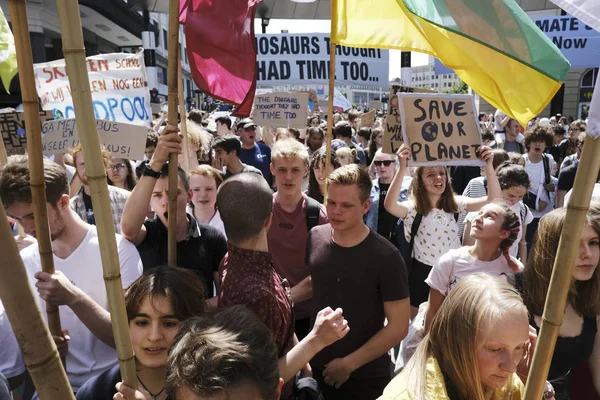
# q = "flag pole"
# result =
<box><xmin>54</xmin><ymin>0</ymin><xmax>137</xmax><ymax>388</ymax></box>
<box><xmin>0</xmin><ymin>200</ymin><xmax>75</xmax><ymax>400</ymax></box>
<box><xmin>523</xmin><ymin>136</ymin><xmax>600</xmax><ymax>399</ymax></box>
<box><xmin>325</xmin><ymin>0</ymin><xmax>338</xmax><ymax>199</ymax></box>
<box><xmin>0</xmin><ymin>134</ymin><xmax>7</xmax><ymax>166</ymax></box>
<box><xmin>8</xmin><ymin>0</ymin><xmax>63</xmax><ymax>340</ymax></box>
<box><xmin>178</xmin><ymin>61</ymin><xmax>190</xmax><ymax>173</ymax></box>
<box><xmin>167</xmin><ymin>0</ymin><xmax>179</xmax><ymax>266</ymax></box>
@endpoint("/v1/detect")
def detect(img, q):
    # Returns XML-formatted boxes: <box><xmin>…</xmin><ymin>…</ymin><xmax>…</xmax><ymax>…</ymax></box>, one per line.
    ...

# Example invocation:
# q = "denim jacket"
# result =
<box><xmin>365</xmin><ymin>177</ymin><xmax>412</xmax><ymax>230</ymax></box>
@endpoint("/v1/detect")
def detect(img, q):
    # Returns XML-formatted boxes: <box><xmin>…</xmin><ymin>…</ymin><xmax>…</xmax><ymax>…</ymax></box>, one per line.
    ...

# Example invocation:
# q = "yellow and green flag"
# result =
<box><xmin>0</xmin><ymin>6</ymin><xmax>17</xmax><ymax>93</ymax></box>
<box><xmin>331</xmin><ymin>0</ymin><xmax>571</xmax><ymax>127</ymax></box>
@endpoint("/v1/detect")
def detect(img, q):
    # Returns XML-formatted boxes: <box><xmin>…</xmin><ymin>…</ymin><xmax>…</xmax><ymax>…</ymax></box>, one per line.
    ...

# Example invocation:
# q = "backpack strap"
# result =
<box><xmin>305</xmin><ymin>196</ymin><xmax>321</xmax><ymax>232</ymax></box>
<box><xmin>542</xmin><ymin>153</ymin><xmax>551</xmax><ymax>197</ymax></box>
<box><xmin>408</xmin><ymin>213</ymin><xmax>423</xmax><ymax>257</ymax></box>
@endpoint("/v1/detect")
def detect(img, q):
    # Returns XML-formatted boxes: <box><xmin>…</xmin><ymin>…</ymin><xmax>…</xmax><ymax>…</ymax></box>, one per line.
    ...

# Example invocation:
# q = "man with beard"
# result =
<box><xmin>121</xmin><ymin>125</ymin><xmax>228</xmax><ymax>299</ymax></box>
<box><xmin>70</xmin><ymin>144</ymin><xmax>131</xmax><ymax>234</ymax></box>
<box><xmin>0</xmin><ymin>156</ymin><xmax>143</xmax><ymax>395</ymax></box>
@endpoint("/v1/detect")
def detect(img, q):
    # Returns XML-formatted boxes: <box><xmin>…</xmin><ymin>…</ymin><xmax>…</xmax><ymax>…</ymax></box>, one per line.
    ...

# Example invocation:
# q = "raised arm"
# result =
<box><xmin>384</xmin><ymin>145</ymin><xmax>411</xmax><ymax>219</ymax></box>
<box><xmin>464</xmin><ymin>146</ymin><xmax>501</xmax><ymax>212</ymax></box>
<box><xmin>121</xmin><ymin>125</ymin><xmax>181</xmax><ymax>245</ymax></box>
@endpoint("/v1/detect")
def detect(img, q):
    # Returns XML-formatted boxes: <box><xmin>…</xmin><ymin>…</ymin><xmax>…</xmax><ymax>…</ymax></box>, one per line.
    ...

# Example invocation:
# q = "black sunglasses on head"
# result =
<box><xmin>374</xmin><ymin>160</ymin><xmax>394</xmax><ymax>167</ymax></box>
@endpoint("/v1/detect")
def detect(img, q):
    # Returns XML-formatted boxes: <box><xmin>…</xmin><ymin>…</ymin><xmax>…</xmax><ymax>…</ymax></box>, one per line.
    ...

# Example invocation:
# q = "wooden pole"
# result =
<box><xmin>523</xmin><ymin>136</ymin><xmax>600</xmax><ymax>399</ymax></box>
<box><xmin>178</xmin><ymin>62</ymin><xmax>190</xmax><ymax>173</ymax></box>
<box><xmin>0</xmin><ymin>136</ymin><xmax>7</xmax><ymax>166</ymax></box>
<box><xmin>0</xmin><ymin>200</ymin><xmax>75</xmax><ymax>400</ymax></box>
<box><xmin>167</xmin><ymin>0</ymin><xmax>179</xmax><ymax>267</ymax></box>
<box><xmin>8</xmin><ymin>0</ymin><xmax>63</xmax><ymax>339</ymax></box>
<box><xmin>324</xmin><ymin>1</ymin><xmax>338</xmax><ymax>200</ymax></box>
<box><xmin>54</xmin><ymin>0</ymin><xmax>137</xmax><ymax>388</ymax></box>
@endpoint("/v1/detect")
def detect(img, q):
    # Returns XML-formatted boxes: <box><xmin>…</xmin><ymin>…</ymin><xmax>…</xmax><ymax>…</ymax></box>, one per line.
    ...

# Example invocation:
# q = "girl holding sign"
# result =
<box><xmin>384</xmin><ymin>144</ymin><xmax>501</xmax><ymax>317</ymax></box>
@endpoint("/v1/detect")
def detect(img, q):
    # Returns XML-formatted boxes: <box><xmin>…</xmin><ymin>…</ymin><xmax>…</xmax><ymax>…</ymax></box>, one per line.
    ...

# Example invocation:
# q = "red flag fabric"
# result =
<box><xmin>181</xmin><ymin>0</ymin><xmax>261</xmax><ymax>117</ymax></box>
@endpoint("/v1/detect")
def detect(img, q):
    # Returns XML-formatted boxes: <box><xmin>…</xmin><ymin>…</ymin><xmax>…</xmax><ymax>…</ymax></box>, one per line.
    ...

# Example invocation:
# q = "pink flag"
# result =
<box><xmin>181</xmin><ymin>0</ymin><xmax>261</xmax><ymax>117</ymax></box>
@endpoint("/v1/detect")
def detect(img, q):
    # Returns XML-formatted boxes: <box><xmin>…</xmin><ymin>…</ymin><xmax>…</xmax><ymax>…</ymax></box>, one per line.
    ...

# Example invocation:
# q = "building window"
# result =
<box><xmin>163</xmin><ymin>29</ymin><xmax>168</xmax><ymax>50</ymax></box>
<box><xmin>579</xmin><ymin>68</ymin><xmax>598</xmax><ymax>120</ymax></box>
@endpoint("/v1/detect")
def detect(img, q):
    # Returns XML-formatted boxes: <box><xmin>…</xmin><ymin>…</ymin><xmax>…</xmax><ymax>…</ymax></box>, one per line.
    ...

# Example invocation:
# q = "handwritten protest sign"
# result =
<box><xmin>360</xmin><ymin>109</ymin><xmax>376</xmax><ymax>128</ymax></box>
<box><xmin>253</xmin><ymin>92</ymin><xmax>309</xmax><ymax>128</ymax></box>
<box><xmin>382</xmin><ymin>84</ymin><xmax>435</xmax><ymax>155</ymax></box>
<box><xmin>41</xmin><ymin>118</ymin><xmax>147</xmax><ymax>159</ymax></box>
<box><xmin>34</xmin><ymin>51</ymin><xmax>151</xmax><ymax>126</ymax></box>
<box><xmin>0</xmin><ymin>110</ymin><xmax>54</xmax><ymax>155</ymax></box>
<box><xmin>398</xmin><ymin>93</ymin><xmax>483</xmax><ymax>167</ymax></box>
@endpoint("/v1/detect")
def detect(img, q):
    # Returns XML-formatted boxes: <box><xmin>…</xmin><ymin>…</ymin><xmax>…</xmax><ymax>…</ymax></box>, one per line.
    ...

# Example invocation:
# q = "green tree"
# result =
<box><xmin>443</xmin><ymin>80</ymin><xmax>468</xmax><ymax>94</ymax></box>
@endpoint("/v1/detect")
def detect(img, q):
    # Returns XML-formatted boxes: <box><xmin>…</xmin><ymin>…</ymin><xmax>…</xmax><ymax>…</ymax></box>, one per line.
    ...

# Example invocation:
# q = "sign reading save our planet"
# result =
<box><xmin>398</xmin><ymin>93</ymin><xmax>483</xmax><ymax>167</ymax></box>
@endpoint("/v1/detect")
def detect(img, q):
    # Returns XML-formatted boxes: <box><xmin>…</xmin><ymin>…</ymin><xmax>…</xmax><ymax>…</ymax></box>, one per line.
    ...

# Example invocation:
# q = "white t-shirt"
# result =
<box><xmin>19</xmin><ymin>226</ymin><xmax>142</xmax><ymax>392</ymax></box>
<box><xmin>524</xmin><ymin>154</ymin><xmax>556</xmax><ymax>218</ymax></box>
<box><xmin>425</xmin><ymin>246</ymin><xmax>523</xmax><ymax>296</ymax></box>
<box><xmin>208</xmin><ymin>210</ymin><xmax>227</xmax><ymax>238</ymax></box>
<box><xmin>0</xmin><ymin>301</ymin><xmax>25</xmax><ymax>379</ymax></box>
<box><xmin>403</xmin><ymin>197</ymin><xmax>468</xmax><ymax>266</ymax></box>
<box><xmin>465</xmin><ymin>201</ymin><xmax>533</xmax><ymax>257</ymax></box>
<box><xmin>565</xmin><ymin>183</ymin><xmax>600</xmax><ymax>206</ymax></box>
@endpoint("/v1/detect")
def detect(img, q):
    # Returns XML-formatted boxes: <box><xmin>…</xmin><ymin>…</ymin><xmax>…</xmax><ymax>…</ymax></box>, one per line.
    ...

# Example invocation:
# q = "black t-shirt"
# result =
<box><xmin>82</xmin><ymin>191</ymin><xmax>95</xmax><ymax>225</ymax></box>
<box><xmin>558</xmin><ymin>164</ymin><xmax>578</xmax><ymax>192</ymax></box>
<box><xmin>137</xmin><ymin>215</ymin><xmax>228</xmax><ymax>297</ymax></box>
<box><xmin>377</xmin><ymin>183</ymin><xmax>398</xmax><ymax>241</ymax></box>
<box><xmin>307</xmin><ymin>225</ymin><xmax>409</xmax><ymax>378</ymax></box>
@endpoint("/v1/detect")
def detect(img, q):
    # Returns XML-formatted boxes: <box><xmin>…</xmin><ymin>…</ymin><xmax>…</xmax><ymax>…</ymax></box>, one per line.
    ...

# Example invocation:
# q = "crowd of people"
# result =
<box><xmin>0</xmin><ymin>104</ymin><xmax>598</xmax><ymax>400</ymax></box>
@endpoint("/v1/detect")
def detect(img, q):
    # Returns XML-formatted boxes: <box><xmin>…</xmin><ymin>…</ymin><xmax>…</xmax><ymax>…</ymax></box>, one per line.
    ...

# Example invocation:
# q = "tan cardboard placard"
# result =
<box><xmin>398</xmin><ymin>93</ymin><xmax>483</xmax><ymax>167</ymax></box>
<box><xmin>369</xmin><ymin>100</ymin><xmax>382</xmax><ymax>110</ymax></box>
<box><xmin>253</xmin><ymin>92</ymin><xmax>309</xmax><ymax>128</ymax></box>
<box><xmin>42</xmin><ymin>118</ymin><xmax>147</xmax><ymax>160</ymax></box>
<box><xmin>382</xmin><ymin>84</ymin><xmax>435</xmax><ymax>155</ymax></box>
<box><xmin>360</xmin><ymin>109</ymin><xmax>376</xmax><ymax>128</ymax></box>
<box><xmin>0</xmin><ymin>110</ymin><xmax>54</xmax><ymax>155</ymax></box>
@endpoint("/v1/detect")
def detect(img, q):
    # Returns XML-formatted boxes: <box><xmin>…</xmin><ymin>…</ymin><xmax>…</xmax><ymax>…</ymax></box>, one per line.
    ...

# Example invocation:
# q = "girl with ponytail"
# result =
<box><xmin>423</xmin><ymin>200</ymin><xmax>523</xmax><ymax>333</ymax></box>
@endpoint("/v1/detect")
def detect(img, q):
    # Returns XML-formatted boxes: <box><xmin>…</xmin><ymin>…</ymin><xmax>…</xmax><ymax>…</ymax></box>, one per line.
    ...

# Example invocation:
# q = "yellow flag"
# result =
<box><xmin>0</xmin><ymin>7</ymin><xmax>18</xmax><ymax>93</ymax></box>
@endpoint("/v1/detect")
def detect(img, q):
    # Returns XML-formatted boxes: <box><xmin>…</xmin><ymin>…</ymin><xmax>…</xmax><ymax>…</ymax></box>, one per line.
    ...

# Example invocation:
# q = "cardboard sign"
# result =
<box><xmin>34</xmin><ymin>51</ymin><xmax>151</xmax><ymax>126</ymax></box>
<box><xmin>253</xmin><ymin>92</ymin><xmax>309</xmax><ymax>128</ymax></box>
<box><xmin>369</xmin><ymin>100</ymin><xmax>382</xmax><ymax>110</ymax></box>
<box><xmin>0</xmin><ymin>110</ymin><xmax>54</xmax><ymax>155</ymax></box>
<box><xmin>41</xmin><ymin>118</ymin><xmax>147</xmax><ymax>160</ymax></box>
<box><xmin>382</xmin><ymin>84</ymin><xmax>435</xmax><ymax>155</ymax></box>
<box><xmin>398</xmin><ymin>93</ymin><xmax>483</xmax><ymax>167</ymax></box>
<box><xmin>360</xmin><ymin>109</ymin><xmax>376</xmax><ymax>128</ymax></box>
<box><xmin>256</xmin><ymin>33</ymin><xmax>389</xmax><ymax>87</ymax></box>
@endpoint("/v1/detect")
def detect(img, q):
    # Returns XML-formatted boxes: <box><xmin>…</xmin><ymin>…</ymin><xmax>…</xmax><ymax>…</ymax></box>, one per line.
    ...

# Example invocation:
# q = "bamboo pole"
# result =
<box><xmin>0</xmin><ymin>199</ymin><xmax>75</xmax><ymax>400</ymax></box>
<box><xmin>54</xmin><ymin>0</ymin><xmax>137</xmax><ymax>388</ymax></box>
<box><xmin>0</xmin><ymin>135</ymin><xmax>7</xmax><ymax>166</ymax></box>
<box><xmin>178</xmin><ymin>62</ymin><xmax>190</xmax><ymax>173</ymax></box>
<box><xmin>167</xmin><ymin>0</ymin><xmax>179</xmax><ymax>267</ymax></box>
<box><xmin>8</xmin><ymin>0</ymin><xmax>63</xmax><ymax>339</ymax></box>
<box><xmin>523</xmin><ymin>136</ymin><xmax>600</xmax><ymax>399</ymax></box>
<box><xmin>324</xmin><ymin>5</ymin><xmax>337</xmax><ymax>200</ymax></box>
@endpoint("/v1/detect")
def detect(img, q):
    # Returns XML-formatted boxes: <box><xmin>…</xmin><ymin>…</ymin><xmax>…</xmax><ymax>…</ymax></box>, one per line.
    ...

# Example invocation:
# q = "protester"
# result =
<box><xmin>517</xmin><ymin>205</ymin><xmax>600</xmax><ymax>400</ymax></box>
<box><xmin>108</xmin><ymin>157</ymin><xmax>137</xmax><ymax>191</ymax></box>
<box><xmin>357</xmin><ymin>127</ymin><xmax>371</xmax><ymax>151</ymax></box>
<box><xmin>188</xmin><ymin>165</ymin><xmax>226</xmax><ymax>237</ymax></box>
<box><xmin>216</xmin><ymin>173</ymin><xmax>349</xmax><ymax>399</ymax></box>
<box><xmin>463</xmin><ymin>163</ymin><xmax>532</xmax><ymax>262</ymax></box>
<box><xmin>499</xmin><ymin>118</ymin><xmax>526</xmax><ymax>154</ymax></box>
<box><xmin>121</xmin><ymin>125</ymin><xmax>227</xmax><ymax>298</ymax></box>
<box><xmin>144</xmin><ymin>130</ymin><xmax>158</xmax><ymax>161</ymax></box>
<box><xmin>237</xmin><ymin>118</ymin><xmax>273</xmax><ymax>186</ymax></box>
<box><xmin>114</xmin><ymin>306</ymin><xmax>283</xmax><ymax>400</ymax></box>
<box><xmin>308</xmin><ymin>115</ymin><xmax>321</xmax><ymax>128</ymax></box>
<box><xmin>384</xmin><ymin>144</ymin><xmax>501</xmax><ymax>316</ymax></box>
<box><xmin>184</xmin><ymin>120</ymin><xmax>214</xmax><ymax>167</ymax></box>
<box><xmin>367</xmin><ymin>127</ymin><xmax>384</xmax><ymax>164</ymax></box>
<box><xmin>522</xmin><ymin>124</ymin><xmax>556</xmax><ymax>251</ymax></box>
<box><xmin>307</xmin><ymin>164</ymin><xmax>410</xmax><ymax>399</ymax></box>
<box><xmin>347</xmin><ymin>109</ymin><xmax>361</xmax><ymax>132</ymax></box>
<box><xmin>560</xmin><ymin>131</ymin><xmax>585</xmax><ymax>171</ymax></box>
<box><xmin>212</xmin><ymin>134</ymin><xmax>263</xmax><ymax>180</ymax></box>
<box><xmin>267</xmin><ymin>139</ymin><xmax>328</xmax><ymax>340</ymax></box>
<box><xmin>549</xmin><ymin>125</ymin><xmax>566</xmax><ymax>165</ymax></box>
<box><xmin>557</xmin><ymin>120</ymin><xmax>586</xmax><ymax>167</ymax></box>
<box><xmin>0</xmin><ymin>156</ymin><xmax>143</xmax><ymax>395</ymax></box>
<box><xmin>306</xmin><ymin>126</ymin><xmax>324</xmax><ymax>157</ymax></box>
<box><xmin>214</xmin><ymin>116</ymin><xmax>232</xmax><ymax>136</ymax></box>
<box><xmin>334</xmin><ymin>121</ymin><xmax>366</xmax><ymax>165</ymax></box>
<box><xmin>508</xmin><ymin>151</ymin><xmax>526</xmax><ymax>166</ymax></box>
<box><xmin>365</xmin><ymin>149</ymin><xmax>411</xmax><ymax>241</ymax></box>
<box><xmin>335</xmin><ymin>146</ymin><xmax>356</xmax><ymax>166</ymax></box>
<box><xmin>307</xmin><ymin>146</ymin><xmax>341</xmax><ymax>204</ymax></box>
<box><xmin>76</xmin><ymin>267</ymin><xmax>206</xmax><ymax>399</ymax></box>
<box><xmin>380</xmin><ymin>273</ymin><xmax>555</xmax><ymax>400</ymax></box>
<box><xmin>70</xmin><ymin>144</ymin><xmax>130</xmax><ymax>234</ymax></box>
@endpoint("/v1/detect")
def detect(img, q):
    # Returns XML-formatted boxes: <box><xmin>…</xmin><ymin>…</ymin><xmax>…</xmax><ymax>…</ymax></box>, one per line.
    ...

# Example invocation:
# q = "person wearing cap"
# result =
<box><xmin>237</xmin><ymin>118</ymin><xmax>273</xmax><ymax>187</ymax></box>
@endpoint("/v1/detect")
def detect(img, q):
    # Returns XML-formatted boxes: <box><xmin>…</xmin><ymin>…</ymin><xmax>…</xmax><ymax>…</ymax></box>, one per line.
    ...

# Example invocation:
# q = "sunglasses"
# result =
<box><xmin>374</xmin><ymin>160</ymin><xmax>394</xmax><ymax>167</ymax></box>
<box><xmin>111</xmin><ymin>163</ymin><xmax>128</xmax><ymax>172</ymax></box>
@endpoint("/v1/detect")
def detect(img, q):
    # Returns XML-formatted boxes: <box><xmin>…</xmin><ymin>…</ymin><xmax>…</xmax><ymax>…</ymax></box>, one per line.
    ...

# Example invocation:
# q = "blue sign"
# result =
<box><xmin>435</xmin><ymin>14</ymin><xmax>600</xmax><ymax>75</ymax></box>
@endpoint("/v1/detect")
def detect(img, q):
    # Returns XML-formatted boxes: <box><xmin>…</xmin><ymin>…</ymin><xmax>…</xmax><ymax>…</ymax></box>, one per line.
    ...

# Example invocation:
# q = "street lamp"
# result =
<box><xmin>261</xmin><ymin>18</ymin><xmax>270</xmax><ymax>34</ymax></box>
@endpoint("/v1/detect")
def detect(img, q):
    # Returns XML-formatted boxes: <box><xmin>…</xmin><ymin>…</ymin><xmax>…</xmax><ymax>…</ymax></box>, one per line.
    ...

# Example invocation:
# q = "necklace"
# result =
<box><xmin>137</xmin><ymin>374</ymin><xmax>165</xmax><ymax>400</ymax></box>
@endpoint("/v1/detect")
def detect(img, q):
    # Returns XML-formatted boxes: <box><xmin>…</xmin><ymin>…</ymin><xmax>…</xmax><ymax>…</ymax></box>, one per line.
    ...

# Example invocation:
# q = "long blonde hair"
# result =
<box><xmin>407</xmin><ymin>273</ymin><xmax>528</xmax><ymax>400</ymax></box>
